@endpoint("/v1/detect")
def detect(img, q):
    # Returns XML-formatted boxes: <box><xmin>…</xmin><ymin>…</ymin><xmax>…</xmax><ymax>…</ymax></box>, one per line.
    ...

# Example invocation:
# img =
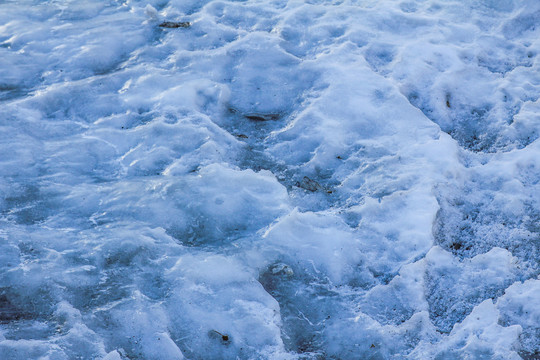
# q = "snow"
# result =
<box><xmin>0</xmin><ymin>0</ymin><xmax>539</xmax><ymax>359</ymax></box>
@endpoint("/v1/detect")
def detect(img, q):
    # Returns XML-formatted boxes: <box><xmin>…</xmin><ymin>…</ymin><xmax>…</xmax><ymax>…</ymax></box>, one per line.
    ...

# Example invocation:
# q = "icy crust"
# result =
<box><xmin>0</xmin><ymin>0</ymin><xmax>539</xmax><ymax>359</ymax></box>
<box><xmin>392</xmin><ymin>0</ymin><xmax>540</xmax><ymax>153</ymax></box>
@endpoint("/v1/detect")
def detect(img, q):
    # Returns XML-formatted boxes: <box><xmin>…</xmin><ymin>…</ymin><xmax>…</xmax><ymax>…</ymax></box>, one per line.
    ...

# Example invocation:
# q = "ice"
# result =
<box><xmin>103</xmin><ymin>351</ymin><xmax>123</xmax><ymax>360</ymax></box>
<box><xmin>411</xmin><ymin>299</ymin><xmax>523</xmax><ymax>360</ymax></box>
<box><xmin>1</xmin><ymin>0</ymin><xmax>539</xmax><ymax>359</ymax></box>
<box><xmin>165</xmin><ymin>254</ymin><xmax>288</xmax><ymax>359</ymax></box>
<box><xmin>424</xmin><ymin>246</ymin><xmax>519</xmax><ymax>333</ymax></box>
<box><xmin>260</xmin><ymin>209</ymin><xmax>365</xmax><ymax>285</ymax></box>
<box><xmin>497</xmin><ymin>279</ymin><xmax>540</xmax><ymax>357</ymax></box>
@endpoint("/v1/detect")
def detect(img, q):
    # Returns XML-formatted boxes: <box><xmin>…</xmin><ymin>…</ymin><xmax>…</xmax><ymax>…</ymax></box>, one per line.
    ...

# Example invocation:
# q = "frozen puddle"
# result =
<box><xmin>0</xmin><ymin>0</ymin><xmax>539</xmax><ymax>359</ymax></box>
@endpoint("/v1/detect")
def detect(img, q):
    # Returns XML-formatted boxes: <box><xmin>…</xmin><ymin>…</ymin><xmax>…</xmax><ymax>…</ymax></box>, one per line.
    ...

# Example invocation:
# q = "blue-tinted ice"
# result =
<box><xmin>0</xmin><ymin>0</ymin><xmax>539</xmax><ymax>359</ymax></box>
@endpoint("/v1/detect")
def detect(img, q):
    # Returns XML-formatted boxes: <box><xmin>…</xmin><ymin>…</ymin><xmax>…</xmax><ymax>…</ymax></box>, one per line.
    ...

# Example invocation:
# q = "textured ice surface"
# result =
<box><xmin>0</xmin><ymin>0</ymin><xmax>539</xmax><ymax>359</ymax></box>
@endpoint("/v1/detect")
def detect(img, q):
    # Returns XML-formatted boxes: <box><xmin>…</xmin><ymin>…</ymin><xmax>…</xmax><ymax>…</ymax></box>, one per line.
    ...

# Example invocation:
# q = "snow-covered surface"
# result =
<box><xmin>0</xmin><ymin>0</ymin><xmax>539</xmax><ymax>359</ymax></box>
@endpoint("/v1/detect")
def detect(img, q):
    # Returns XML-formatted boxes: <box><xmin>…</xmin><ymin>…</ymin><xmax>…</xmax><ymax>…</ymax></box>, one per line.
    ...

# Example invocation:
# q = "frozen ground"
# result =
<box><xmin>0</xmin><ymin>0</ymin><xmax>539</xmax><ymax>359</ymax></box>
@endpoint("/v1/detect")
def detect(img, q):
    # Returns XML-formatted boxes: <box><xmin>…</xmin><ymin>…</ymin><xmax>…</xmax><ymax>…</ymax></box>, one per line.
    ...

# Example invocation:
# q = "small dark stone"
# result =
<box><xmin>445</xmin><ymin>93</ymin><xmax>452</xmax><ymax>108</ymax></box>
<box><xmin>297</xmin><ymin>176</ymin><xmax>322</xmax><ymax>192</ymax></box>
<box><xmin>159</xmin><ymin>21</ymin><xmax>191</xmax><ymax>29</ymax></box>
<box><xmin>208</xmin><ymin>330</ymin><xmax>231</xmax><ymax>345</ymax></box>
<box><xmin>235</xmin><ymin>134</ymin><xmax>248</xmax><ymax>139</ymax></box>
<box><xmin>450</xmin><ymin>242</ymin><xmax>462</xmax><ymax>250</ymax></box>
<box><xmin>244</xmin><ymin>113</ymin><xmax>280</xmax><ymax>121</ymax></box>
